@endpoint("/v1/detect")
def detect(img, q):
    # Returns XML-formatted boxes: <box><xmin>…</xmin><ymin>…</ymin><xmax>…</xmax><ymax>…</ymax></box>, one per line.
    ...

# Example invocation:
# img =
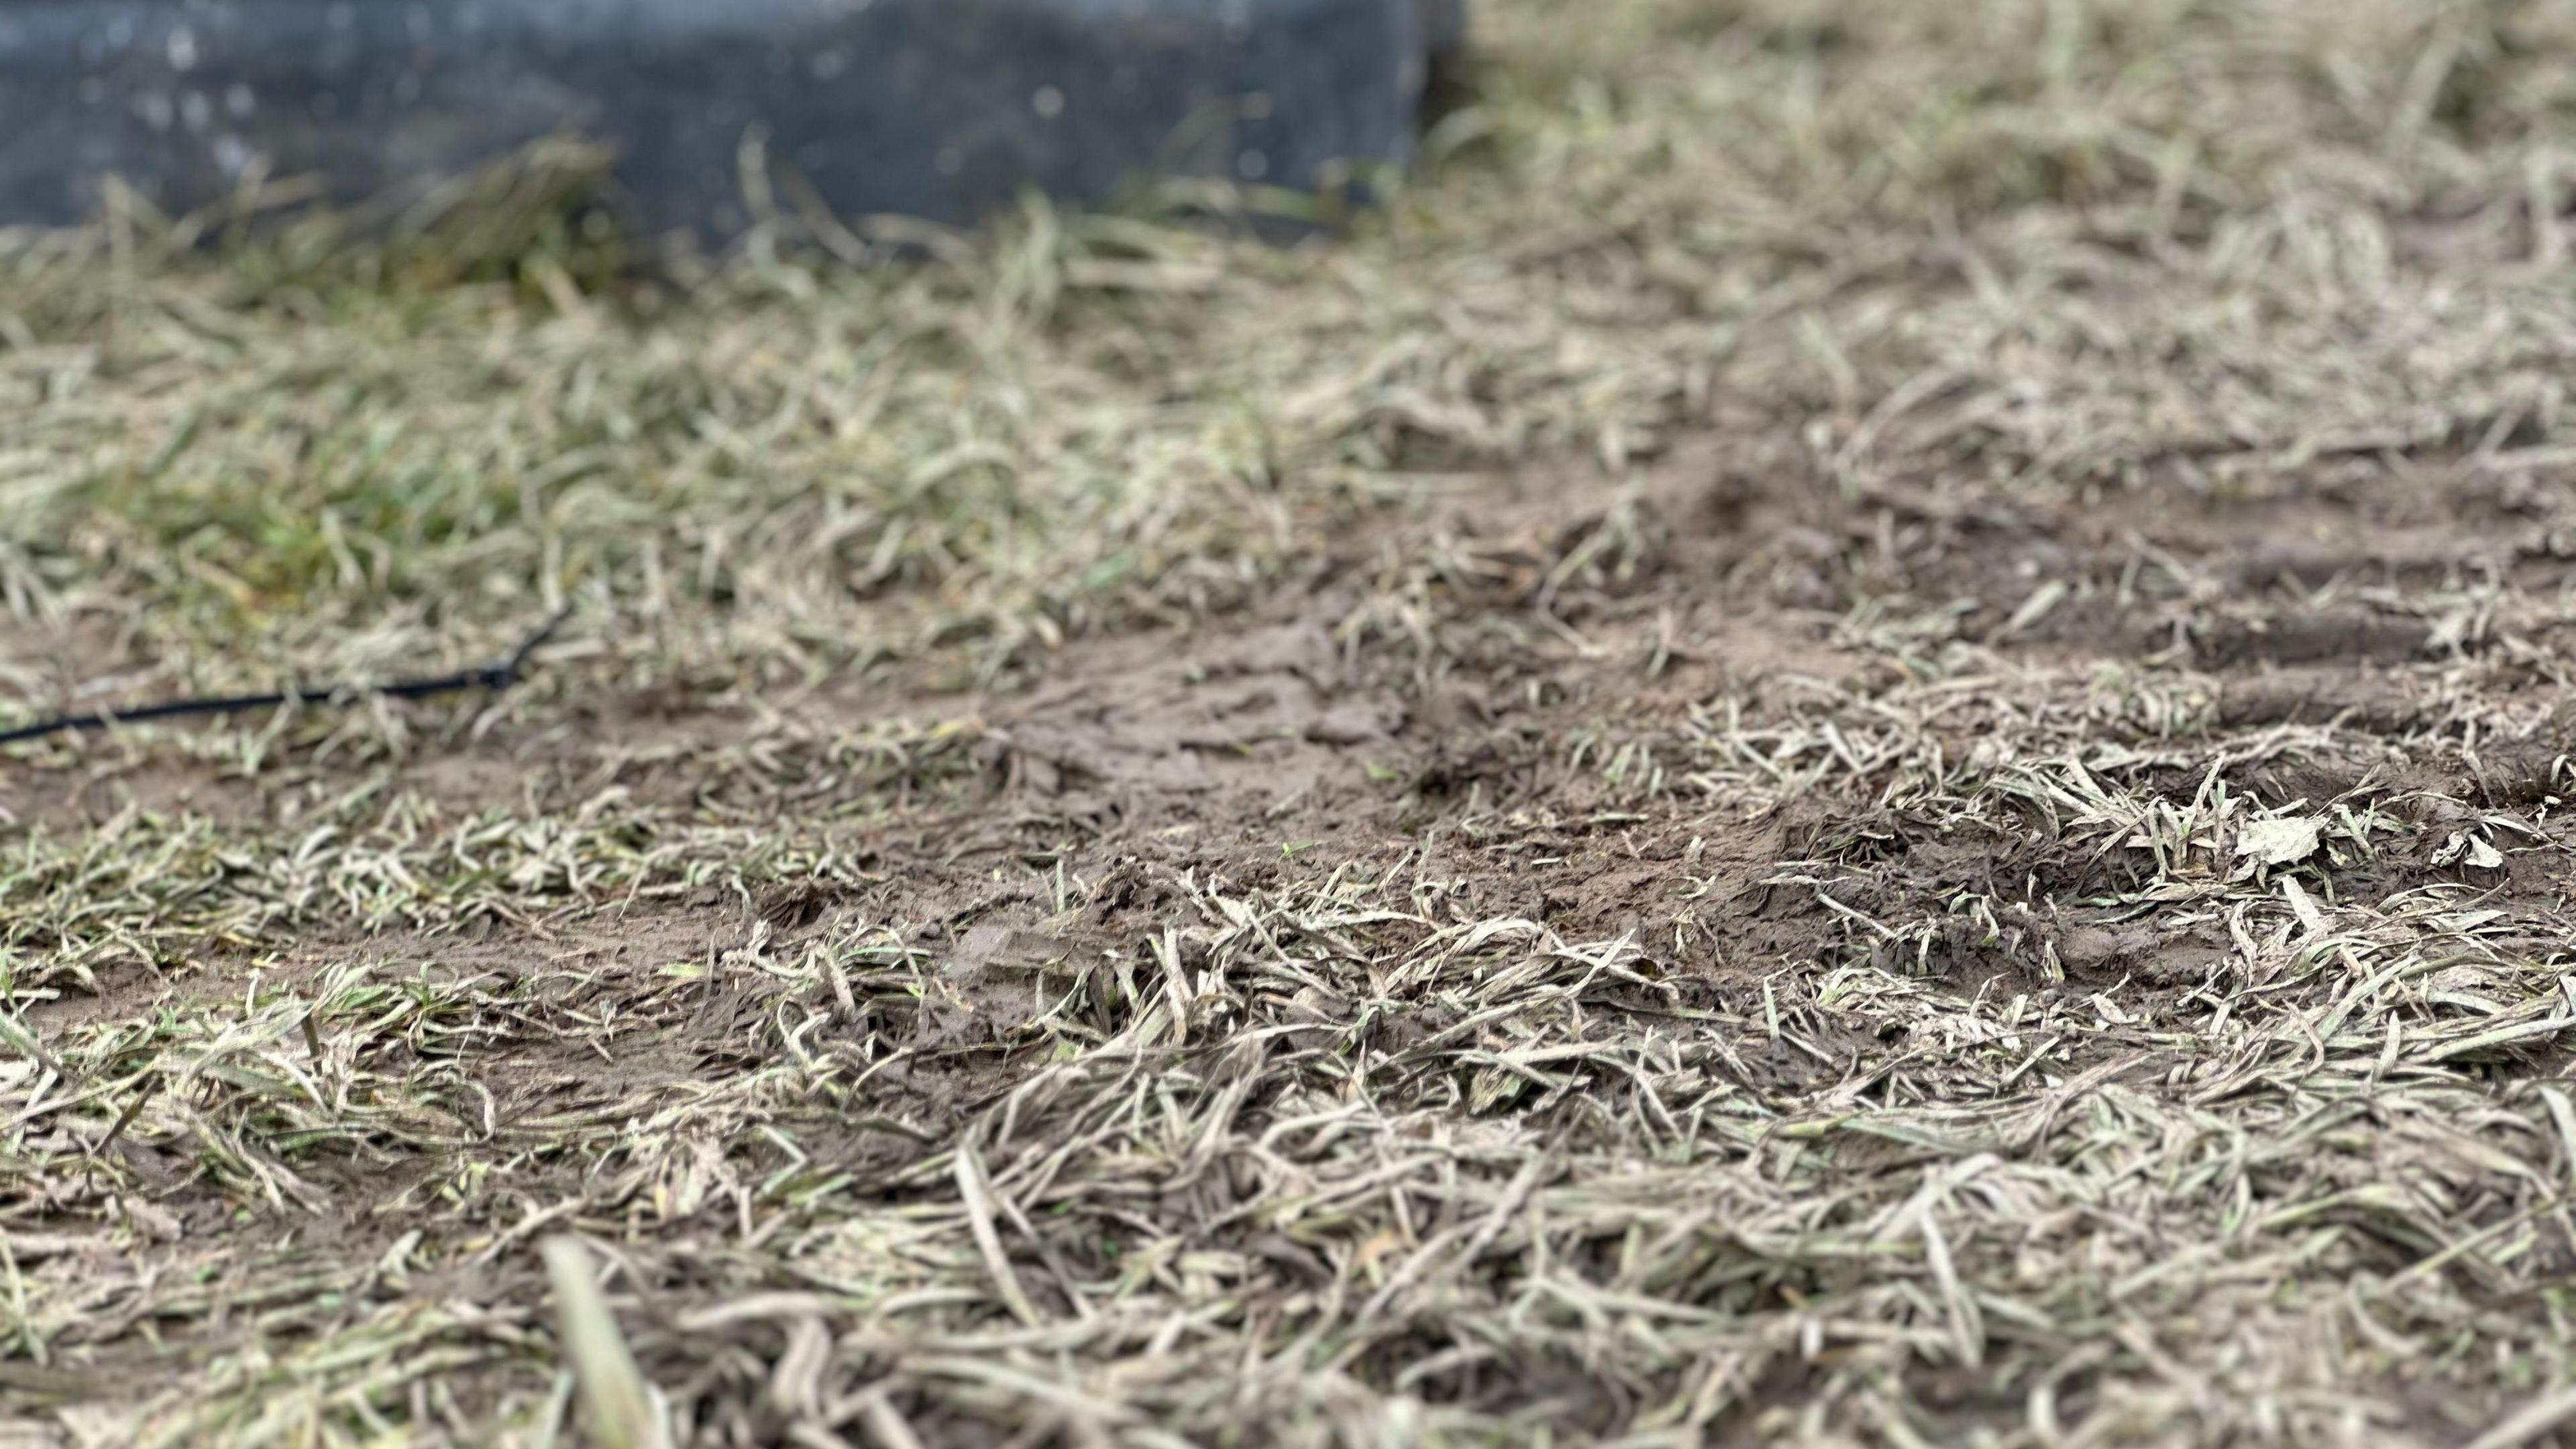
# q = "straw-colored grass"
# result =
<box><xmin>6</xmin><ymin>1</ymin><xmax>2576</xmax><ymax>1444</ymax></box>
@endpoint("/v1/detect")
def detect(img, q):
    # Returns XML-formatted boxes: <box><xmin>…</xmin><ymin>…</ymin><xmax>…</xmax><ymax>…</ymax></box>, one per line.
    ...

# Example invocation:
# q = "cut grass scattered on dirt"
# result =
<box><xmin>8</xmin><ymin>0</ymin><xmax>2576</xmax><ymax>1444</ymax></box>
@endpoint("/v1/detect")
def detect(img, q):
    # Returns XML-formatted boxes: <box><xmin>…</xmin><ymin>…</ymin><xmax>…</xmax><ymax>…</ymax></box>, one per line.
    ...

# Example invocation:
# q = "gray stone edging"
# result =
<box><xmin>0</xmin><ymin>0</ymin><xmax>1459</xmax><ymax>237</ymax></box>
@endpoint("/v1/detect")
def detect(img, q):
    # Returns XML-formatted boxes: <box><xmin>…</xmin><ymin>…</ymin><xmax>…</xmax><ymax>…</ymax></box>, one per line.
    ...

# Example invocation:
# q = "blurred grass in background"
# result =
<box><xmin>3</xmin><ymin>0</ymin><xmax>2571</xmax><ymax>707</ymax></box>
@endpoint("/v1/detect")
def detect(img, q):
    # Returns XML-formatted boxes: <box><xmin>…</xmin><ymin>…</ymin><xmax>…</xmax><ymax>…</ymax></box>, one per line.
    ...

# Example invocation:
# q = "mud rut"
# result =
<box><xmin>9</xmin><ymin>427</ymin><xmax>2576</xmax><ymax>1444</ymax></box>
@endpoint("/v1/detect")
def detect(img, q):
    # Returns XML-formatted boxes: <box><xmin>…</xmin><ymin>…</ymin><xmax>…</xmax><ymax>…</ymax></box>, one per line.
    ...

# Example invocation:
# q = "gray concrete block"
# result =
<box><xmin>0</xmin><ymin>0</ymin><xmax>1453</xmax><ymax>237</ymax></box>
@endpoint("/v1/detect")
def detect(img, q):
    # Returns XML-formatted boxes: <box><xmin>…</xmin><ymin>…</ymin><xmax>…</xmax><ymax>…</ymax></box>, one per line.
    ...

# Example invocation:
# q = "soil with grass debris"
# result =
<box><xmin>7</xmin><ymin>1</ymin><xmax>2576</xmax><ymax>1445</ymax></box>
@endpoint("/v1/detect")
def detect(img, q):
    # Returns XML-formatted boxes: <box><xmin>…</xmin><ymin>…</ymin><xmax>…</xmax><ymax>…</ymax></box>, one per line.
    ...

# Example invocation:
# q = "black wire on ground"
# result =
<box><xmin>0</xmin><ymin>606</ymin><xmax>573</xmax><ymax>747</ymax></box>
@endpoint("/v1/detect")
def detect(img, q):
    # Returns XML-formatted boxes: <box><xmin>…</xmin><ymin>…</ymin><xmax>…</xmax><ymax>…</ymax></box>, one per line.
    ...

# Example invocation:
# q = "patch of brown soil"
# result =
<box><xmin>17</xmin><ymin>422</ymin><xmax>2576</xmax><ymax>1449</ymax></box>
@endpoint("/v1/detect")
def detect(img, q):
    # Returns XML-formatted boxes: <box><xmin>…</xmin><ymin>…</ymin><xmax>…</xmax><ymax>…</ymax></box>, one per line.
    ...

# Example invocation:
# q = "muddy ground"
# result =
<box><xmin>7</xmin><ymin>0</ymin><xmax>2576</xmax><ymax>1443</ymax></box>
<box><xmin>9</xmin><ymin>420</ymin><xmax>2576</xmax><ymax>1445</ymax></box>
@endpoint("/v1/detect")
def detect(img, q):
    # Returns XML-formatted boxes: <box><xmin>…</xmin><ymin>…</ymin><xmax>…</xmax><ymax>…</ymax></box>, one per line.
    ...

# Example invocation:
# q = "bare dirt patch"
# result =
<box><xmin>9</xmin><ymin>0</ymin><xmax>2576</xmax><ymax>1444</ymax></box>
<box><xmin>13</xmin><ymin>422</ymin><xmax>2576</xmax><ymax>1446</ymax></box>
<box><xmin>13</xmin><ymin>423</ymin><xmax>2576</xmax><ymax>1444</ymax></box>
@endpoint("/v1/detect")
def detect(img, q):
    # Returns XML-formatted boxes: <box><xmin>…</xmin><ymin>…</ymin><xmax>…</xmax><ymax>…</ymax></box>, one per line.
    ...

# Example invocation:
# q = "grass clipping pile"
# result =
<box><xmin>7</xmin><ymin>0</ymin><xmax>2576</xmax><ymax>1444</ymax></box>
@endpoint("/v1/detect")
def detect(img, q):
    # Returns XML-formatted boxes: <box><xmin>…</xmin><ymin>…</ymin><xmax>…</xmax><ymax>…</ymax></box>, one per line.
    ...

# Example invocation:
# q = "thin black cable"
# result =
<box><xmin>0</xmin><ymin>606</ymin><xmax>573</xmax><ymax>747</ymax></box>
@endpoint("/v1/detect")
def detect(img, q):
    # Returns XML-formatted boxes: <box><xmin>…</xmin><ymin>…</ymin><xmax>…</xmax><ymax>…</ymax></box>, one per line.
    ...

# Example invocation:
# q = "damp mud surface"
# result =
<box><xmin>5</xmin><ymin>1</ymin><xmax>2576</xmax><ymax>1444</ymax></box>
